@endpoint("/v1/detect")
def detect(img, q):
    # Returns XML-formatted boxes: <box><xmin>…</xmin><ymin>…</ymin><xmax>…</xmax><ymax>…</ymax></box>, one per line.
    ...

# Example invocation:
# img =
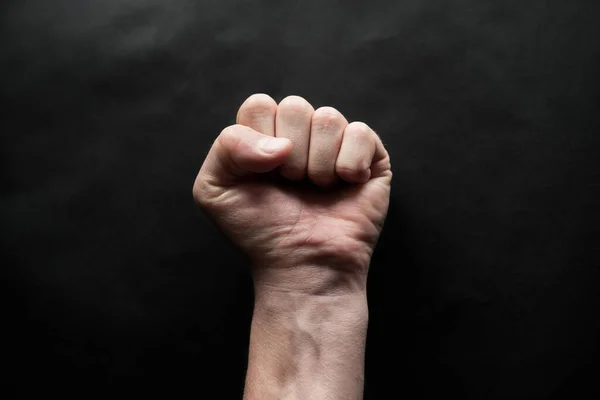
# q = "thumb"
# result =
<box><xmin>199</xmin><ymin>124</ymin><xmax>292</xmax><ymax>185</ymax></box>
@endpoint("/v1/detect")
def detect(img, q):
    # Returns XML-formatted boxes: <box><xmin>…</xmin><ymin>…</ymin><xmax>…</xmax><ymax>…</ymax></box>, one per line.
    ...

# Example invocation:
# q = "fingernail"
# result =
<box><xmin>260</xmin><ymin>137</ymin><xmax>288</xmax><ymax>154</ymax></box>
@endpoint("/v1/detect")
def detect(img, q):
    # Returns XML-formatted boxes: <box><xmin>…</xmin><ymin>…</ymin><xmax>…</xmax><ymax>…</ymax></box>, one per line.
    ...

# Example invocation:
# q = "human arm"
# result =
<box><xmin>193</xmin><ymin>93</ymin><xmax>391</xmax><ymax>399</ymax></box>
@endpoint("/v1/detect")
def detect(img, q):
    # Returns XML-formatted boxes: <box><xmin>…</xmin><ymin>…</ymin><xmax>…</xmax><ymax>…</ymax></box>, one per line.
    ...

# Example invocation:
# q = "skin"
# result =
<box><xmin>193</xmin><ymin>94</ymin><xmax>392</xmax><ymax>399</ymax></box>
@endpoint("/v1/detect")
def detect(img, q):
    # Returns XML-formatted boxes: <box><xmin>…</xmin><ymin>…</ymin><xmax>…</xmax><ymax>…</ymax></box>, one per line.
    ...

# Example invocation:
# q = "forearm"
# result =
<box><xmin>243</xmin><ymin>286</ymin><xmax>369</xmax><ymax>400</ymax></box>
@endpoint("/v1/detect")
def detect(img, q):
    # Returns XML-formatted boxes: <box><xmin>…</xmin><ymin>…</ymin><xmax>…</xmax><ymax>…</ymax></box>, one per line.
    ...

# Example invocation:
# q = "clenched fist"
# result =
<box><xmin>193</xmin><ymin>94</ymin><xmax>391</xmax><ymax>295</ymax></box>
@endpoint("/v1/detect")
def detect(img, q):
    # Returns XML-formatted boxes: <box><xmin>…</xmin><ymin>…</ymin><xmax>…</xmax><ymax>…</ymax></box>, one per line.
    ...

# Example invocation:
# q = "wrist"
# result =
<box><xmin>253</xmin><ymin>288</ymin><xmax>368</xmax><ymax>327</ymax></box>
<box><xmin>250</xmin><ymin>243</ymin><xmax>373</xmax><ymax>296</ymax></box>
<box><xmin>251</xmin><ymin>262</ymin><xmax>369</xmax><ymax>297</ymax></box>
<box><xmin>245</xmin><ymin>287</ymin><xmax>368</xmax><ymax>400</ymax></box>
<box><xmin>249</xmin><ymin>235</ymin><xmax>374</xmax><ymax>295</ymax></box>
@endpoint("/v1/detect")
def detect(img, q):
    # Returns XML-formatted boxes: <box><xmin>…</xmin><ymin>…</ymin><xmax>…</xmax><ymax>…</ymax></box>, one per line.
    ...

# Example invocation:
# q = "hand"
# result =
<box><xmin>193</xmin><ymin>94</ymin><xmax>391</xmax><ymax>398</ymax></box>
<box><xmin>193</xmin><ymin>94</ymin><xmax>392</xmax><ymax>294</ymax></box>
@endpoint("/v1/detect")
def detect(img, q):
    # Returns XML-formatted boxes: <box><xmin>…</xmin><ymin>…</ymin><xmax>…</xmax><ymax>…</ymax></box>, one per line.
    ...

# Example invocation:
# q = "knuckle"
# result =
<box><xmin>308</xmin><ymin>169</ymin><xmax>334</xmax><ymax>186</ymax></box>
<box><xmin>307</xmin><ymin>165</ymin><xmax>326</xmax><ymax>177</ymax></box>
<box><xmin>193</xmin><ymin>169</ymin><xmax>225</xmax><ymax>211</ymax></box>
<box><xmin>336</xmin><ymin>164</ymin><xmax>360</xmax><ymax>176</ymax></box>
<box><xmin>219</xmin><ymin>124</ymin><xmax>237</xmax><ymax>137</ymax></box>
<box><xmin>218</xmin><ymin>124</ymin><xmax>240</xmax><ymax>142</ymax></box>
<box><xmin>312</xmin><ymin>106</ymin><xmax>345</xmax><ymax>127</ymax></box>
<box><xmin>216</xmin><ymin>124</ymin><xmax>244</xmax><ymax>156</ymax></box>
<box><xmin>192</xmin><ymin>177</ymin><xmax>211</xmax><ymax>207</ymax></box>
<box><xmin>239</xmin><ymin>93</ymin><xmax>277</xmax><ymax>115</ymax></box>
<box><xmin>244</xmin><ymin>93</ymin><xmax>276</xmax><ymax>106</ymax></box>
<box><xmin>278</xmin><ymin>95</ymin><xmax>313</xmax><ymax>114</ymax></box>
<box><xmin>346</xmin><ymin>121</ymin><xmax>372</xmax><ymax>139</ymax></box>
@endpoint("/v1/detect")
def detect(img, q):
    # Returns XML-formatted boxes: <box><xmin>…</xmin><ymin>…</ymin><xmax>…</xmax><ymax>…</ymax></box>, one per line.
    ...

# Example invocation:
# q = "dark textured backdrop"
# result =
<box><xmin>1</xmin><ymin>1</ymin><xmax>599</xmax><ymax>398</ymax></box>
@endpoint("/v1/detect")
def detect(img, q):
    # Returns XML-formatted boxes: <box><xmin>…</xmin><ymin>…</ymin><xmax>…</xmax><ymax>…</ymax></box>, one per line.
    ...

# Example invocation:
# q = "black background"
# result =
<box><xmin>1</xmin><ymin>1</ymin><xmax>599</xmax><ymax>398</ymax></box>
